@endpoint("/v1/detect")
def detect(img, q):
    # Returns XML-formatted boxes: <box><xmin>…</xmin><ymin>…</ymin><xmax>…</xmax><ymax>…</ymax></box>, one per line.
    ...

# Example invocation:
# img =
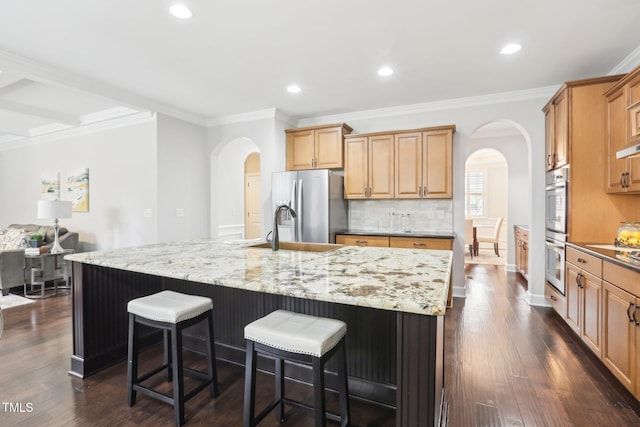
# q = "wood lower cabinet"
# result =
<box><xmin>286</xmin><ymin>123</ymin><xmax>352</xmax><ymax>170</ymax></box>
<box><xmin>565</xmin><ymin>247</ymin><xmax>603</xmax><ymax>357</ymax></box>
<box><xmin>335</xmin><ymin>235</ymin><xmax>389</xmax><ymax>247</ymax></box>
<box><xmin>514</xmin><ymin>226</ymin><xmax>528</xmax><ymax>280</ymax></box>
<box><xmin>389</xmin><ymin>236</ymin><xmax>452</xmax><ymax>250</ymax></box>
<box><xmin>343</xmin><ymin>134</ymin><xmax>394</xmax><ymax>199</ymax></box>
<box><xmin>602</xmin><ymin>260</ymin><xmax>640</xmax><ymax>399</ymax></box>
<box><xmin>545</xmin><ymin>282</ymin><xmax>566</xmax><ymax>319</ymax></box>
<box><xmin>336</xmin><ymin>235</ymin><xmax>452</xmax><ymax>250</ymax></box>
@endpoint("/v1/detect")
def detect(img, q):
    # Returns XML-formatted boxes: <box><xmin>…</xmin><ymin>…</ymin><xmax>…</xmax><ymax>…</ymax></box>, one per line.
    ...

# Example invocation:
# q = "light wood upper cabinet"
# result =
<box><xmin>394</xmin><ymin>127</ymin><xmax>454</xmax><ymax>199</ymax></box>
<box><xmin>286</xmin><ymin>123</ymin><xmax>352</xmax><ymax>171</ymax></box>
<box><xmin>605</xmin><ymin>67</ymin><xmax>640</xmax><ymax>194</ymax></box>
<box><xmin>344</xmin><ymin>134</ymin><xmax>394</xmax><ymax>199</ymax></box>
<box><xmin>543</xmin><ymin>90</ymin><xmax>569</xmax><ymax>171</ymax></box>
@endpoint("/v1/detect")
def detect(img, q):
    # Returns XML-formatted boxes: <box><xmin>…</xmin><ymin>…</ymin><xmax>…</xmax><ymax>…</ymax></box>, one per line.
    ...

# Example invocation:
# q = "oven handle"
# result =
<box><xmin>545</xmin><ymin>239</ymin><xmax>565</xmax><ymax>249</ymax></box>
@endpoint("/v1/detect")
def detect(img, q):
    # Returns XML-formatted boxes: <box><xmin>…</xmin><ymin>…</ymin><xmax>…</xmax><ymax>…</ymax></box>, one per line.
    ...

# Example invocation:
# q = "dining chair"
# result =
<box><xmin>464</xmin><ymin>219</ymin><xmax>474</xmax><ymax>258</ymax></box>
<box><xmin>476</xmin><ymin>217</ymin><xmax>504</xmax><ymax>257</ymax></box>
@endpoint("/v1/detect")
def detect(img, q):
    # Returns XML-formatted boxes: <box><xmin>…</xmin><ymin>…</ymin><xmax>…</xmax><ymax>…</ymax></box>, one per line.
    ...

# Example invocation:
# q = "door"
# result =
<box><xmin>565</xmin><ymin>262</ymin><xmax>581</xmax><ymax>335</ymax></box>
<box><xmin>287</xmin><ymin>130</ymin><xmax>315</xmax><ymax>170</ymax></box>
<box><xmin>315</xmin><ymin>126</ymin><xmax>343</xmax><ymax>169</ymax></box>
<box><xmin>298</xmin><ymin>169</ymin><xmax>330</xmax><ymax>243</ymax></box>
<box><xmin>553</xmin><ymin>90</ymin><xmax>569</xmax><ymax>169</ymax></box>
<box><xmin>394</xmin><ymin>132</ymin><xmax>422</xmax><ymax>198</ymax></box>
<box><xmin>344</xmin><ymin>136</ymin><xmax>368</xmax><ymax>199</ymax></box>
<box><xmin>423</xmin><ymin>130</ymin><xmax>452</xmax><ymax>198</ymax></box>
<box><xmin>244</xmin><ymin>173</ymin><xmax>261</xmax><ymax>239</ymax></box>
<box><xmin>581</xmin><ymin>271</ymin><xmax>602</xmax><ymax>356</ymax></box>
<box><xmin>368</xmin><ymin>134</ymin><xmax>394</xmax><ymax>198</ymax></box>
<box><xmin>602</xmin><ymin>282</ymin><xmax>635</xmax><ymax>392</ymax></box>
<box><xmin>606</xmin><ymin>88</ymin><xmax>627</xmax><ymax>193</ymax></box>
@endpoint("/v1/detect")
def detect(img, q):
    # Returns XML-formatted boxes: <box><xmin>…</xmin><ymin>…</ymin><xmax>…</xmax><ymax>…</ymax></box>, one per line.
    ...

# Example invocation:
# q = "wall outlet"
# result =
<box><xmin>176</xmin><ymin>208</ymin><xmax>185</xmax><ymax>218</ymax></box>
<box><xmin>232</xmin><ymin>208</ymin><xmax>237</xmax><ymax>216</ymax></box>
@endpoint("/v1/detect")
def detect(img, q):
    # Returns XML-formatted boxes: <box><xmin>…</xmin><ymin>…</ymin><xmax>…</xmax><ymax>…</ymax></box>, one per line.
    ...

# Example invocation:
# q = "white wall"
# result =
<box><xmin>215</xmin><ymin>137</ymin><xmax>259</xmax><ymax>238</ymax></box>
<box><xmin>207</xmin><ymin>114</ymin><xmax>291</xmax><ymax>238</ymax></box>
<box><xmin>0</xmin><ymin>114</ymin><xmax>158</xmax><ymax>251</ymax></box>
<box><xmin>298</xmin><ymin>97</ymin><xmax>547</xmax><ymax>306</ymax></box>
<box><xmin>156</xmin><ymin>114</ymin><xmax>210</xmax><ymax>242</ymax></box>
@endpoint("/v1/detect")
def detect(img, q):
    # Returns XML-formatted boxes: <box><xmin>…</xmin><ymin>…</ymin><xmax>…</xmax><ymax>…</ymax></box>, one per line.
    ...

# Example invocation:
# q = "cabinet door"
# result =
<box><xmin>627</xmin><ymin>147</ymin><xmax>640</xmax><ymax>192</ymax></box>
<box><xmin>515</xmin><ymin>238</ymin><xmax>523</xmax><ymax>274</ymax></box>
<box><xmin>394</xmin><ymin>133</ymin><xmax>422</xmax><ymax>198</ymax></box>
<box><xmin>315</xmin><ymin>126</ymin><xmax>343</xmax><ymax>169</ymax></box>
<box><xmin>422</xmin><ymin>130</ymin><xmax>452</xmax><ymax>198</ymax></box>
<box><xmin>602</xmin><ymin>281</ymin><xmax>635</xmax><ymax>393</ymax></box>
<box><xmin>287</xmin><ymin>130</ymin><xmax>315</xmax><ymax>170</ymax></box>
<box><xmin>606</xmin><ymin>88</ymin><xmax>628</xmax><ymax>193</ymax></box>
<box><xmin>368</xmin><ymin>135</ymin><xmax>395</xmax><ymax>199</ymax></box>
<box><xmin>565</xmin><ymin>262</ymin><xmax>581</xmax><ymax>335</ymax></box>
<box><xmin>344</xmin><ymin>137</ymin><xmax>368</xmax><ymax>199</ymax></box>
<box><xmin>553</xmin><ymin>90</ymin><xmax>569</xmax><ymax>169</ymax></box>
<box><xmin>581</xmin><ymin>271</ymin><xmax>602</xmax><ymax>356</ymax></box>
<box><xmin>522</xmin><ymin>242</ymin><xmax>528</xmax><ymax>278</ymax></box>
<box><xmin>336</xmin><ymin>234</ymin><xmax>389</xmax><ymax>247</ymax></box>
<box><xmin>544</xmin><ymin>104</ymin><xmax>554</xmax><ymax>171</ymax></box>
<box><xmin>389</xmin><ymin>236</ymin><xmax>452</xmax><ymax>250</ymax></box>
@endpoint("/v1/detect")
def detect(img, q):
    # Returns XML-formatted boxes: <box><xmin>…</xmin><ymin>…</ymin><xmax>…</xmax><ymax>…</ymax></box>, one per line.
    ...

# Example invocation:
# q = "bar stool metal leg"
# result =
<box><xmin>275</xmin><ymin>358</ymin><xmax>285</xmax><ymax>422</ymax></box>
<box><xmin>312</xmin><ymin>357</ymin><xmax>327</xmax><ymax>427</ymax></box>
<box><xmin>337</xmin><ymin>341</ymin><xmax>350</xmax><ymax>427</ymax></box>
<box><xmin>243</xmin><ymin>340</ymin><xmax>257</xmax><ymax>427</ymax></box>
<box><xmin>205</xmin><ymin>312</ymin><xmax>219</xmax><ymax>397</ymax></box>
<box><xmin>127</xmin><ymin>313</ymin><xmax>138</xmax><ymax>406</ymax></box>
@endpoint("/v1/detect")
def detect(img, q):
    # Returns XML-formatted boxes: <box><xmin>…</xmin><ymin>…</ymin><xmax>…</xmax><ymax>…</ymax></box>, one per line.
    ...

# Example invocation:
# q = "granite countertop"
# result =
<box><xmin>337</xmin><ymin>229</ymin><xmax>455</xmax><ymax>239</ymax></box>
<box><xmin>567</xmin><ymin>242</ymin><xmax>640</xmax><ymax>273</ymax></box>
<box><xmin>65</xmin><ymin>239</ymin><xmax>453</xmax><ymax>316</ymax></box>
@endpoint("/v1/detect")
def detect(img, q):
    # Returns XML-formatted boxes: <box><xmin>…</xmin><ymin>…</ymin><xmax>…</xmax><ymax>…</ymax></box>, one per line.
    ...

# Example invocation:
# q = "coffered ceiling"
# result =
<box><xmin>0</xmin><ymin>0</ymin><xmax>639</xmax><ymax>147</ymax></box>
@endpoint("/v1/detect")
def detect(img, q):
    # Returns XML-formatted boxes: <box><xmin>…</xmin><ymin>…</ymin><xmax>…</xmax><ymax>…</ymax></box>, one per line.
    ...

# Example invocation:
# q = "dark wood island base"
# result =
<box><xmin>69</xmin><ymin>262</ymin><xmax>446</xmax><ymax>427</ymax></box>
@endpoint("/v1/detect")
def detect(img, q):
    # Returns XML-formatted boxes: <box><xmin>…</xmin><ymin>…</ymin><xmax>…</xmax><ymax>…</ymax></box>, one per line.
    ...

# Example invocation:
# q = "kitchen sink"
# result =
<box><xmin>248</xmin><ymin>241</ymin><xmax>341</xmax><ymax>253</ymax></box>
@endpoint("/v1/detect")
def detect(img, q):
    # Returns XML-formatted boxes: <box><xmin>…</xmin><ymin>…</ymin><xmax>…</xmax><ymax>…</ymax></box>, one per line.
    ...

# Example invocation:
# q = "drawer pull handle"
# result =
<box><xmin>413</xmin><ymin>243</ymin><xmax>427</xmax><ymax>247</ymax></box>
<box><xmin>549</xmin><ymin>295</ymin><xmax>557</xmax><ymax>301</ymax></box>
<box><xmin>633</xmin><ymin>305</ymin><xmax>640</xmax><ymax>327</ymax></box>
<box><xmin>355</xmin><ymin>240</ymin><xmax>368</xmax><ymax>246</ymax></box>
<box><xmin>627</xmin><ymin>301</ymin><xmax>635</xmax><ymax>323</ymax></box>
<box><xmin>576</xmin><ymin>258</ymin><xmax>587</xmax><ymax>263</ymax></box>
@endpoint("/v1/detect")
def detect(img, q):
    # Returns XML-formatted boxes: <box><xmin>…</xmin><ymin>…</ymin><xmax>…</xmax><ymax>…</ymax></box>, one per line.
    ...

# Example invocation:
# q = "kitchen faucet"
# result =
<box><xmin>267</xmin><ymin>204</ymin><xmax>297</xmax><ymax>251</ymax></box>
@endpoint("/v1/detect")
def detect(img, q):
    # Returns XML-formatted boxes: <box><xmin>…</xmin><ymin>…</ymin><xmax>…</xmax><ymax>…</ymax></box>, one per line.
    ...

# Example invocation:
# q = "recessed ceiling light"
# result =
<box><xmin>500</xmin><ymin>43</ymin><xmax>521</xmax><ymax>55</ymax></box>
<box><xmin>377</xmin><ymin>66</ymin><xmax>394</xmax><ymax>77</ymax></box>
<box><xmin>169</xmin><ymin>4</ymin><xmax>193</xmax><ymax>20</ymax></box>
<box><xmin>287</xmin><ymin>84</ymin><xmax>301</xmax><ymax>94</ymax></box>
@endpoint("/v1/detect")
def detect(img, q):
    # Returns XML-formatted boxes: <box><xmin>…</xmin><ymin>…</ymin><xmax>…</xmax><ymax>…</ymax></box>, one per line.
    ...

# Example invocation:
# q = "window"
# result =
<box><xmin>465</xmin><ymin>169</ymin><xmax>485</xmax><ymax>217</ymax></box>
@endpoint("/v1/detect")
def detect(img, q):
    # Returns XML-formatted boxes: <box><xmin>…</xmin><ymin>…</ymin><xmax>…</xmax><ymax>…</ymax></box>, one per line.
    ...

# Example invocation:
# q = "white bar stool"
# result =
<box><xmin>243</xmin><ymin>309</ymin><xmax>350</xmax><ymax>427</ymax></box>
<box><xmin>126</xmin><ymin>290</ymin><xmax>219</xmax><ymax>426</ymax></box>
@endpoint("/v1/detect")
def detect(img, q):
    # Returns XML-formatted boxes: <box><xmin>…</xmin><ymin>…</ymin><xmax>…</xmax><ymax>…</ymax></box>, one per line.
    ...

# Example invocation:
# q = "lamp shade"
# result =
<box><xmin>37</xmin><ymin>200</ymin><xmax>73</xmax><ymax>219</ymax></box>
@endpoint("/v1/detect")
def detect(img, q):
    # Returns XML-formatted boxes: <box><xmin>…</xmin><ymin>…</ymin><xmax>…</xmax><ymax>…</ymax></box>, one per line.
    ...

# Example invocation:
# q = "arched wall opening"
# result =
<box><xmin>211</xmin><ymin>137</ymin><xmax>261</xmax><ymax>239</ymax></box>
<box><xmin>465</xmin><ymin>120</ymin><xmax>531</xmax><ymax>274</ymax></box>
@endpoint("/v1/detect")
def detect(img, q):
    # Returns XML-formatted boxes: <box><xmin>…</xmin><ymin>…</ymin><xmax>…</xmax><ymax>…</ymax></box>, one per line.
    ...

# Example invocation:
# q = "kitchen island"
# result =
<box><xmin>66</xmin><ymin>239</ymin><xmax>452</xmax><ymax>427</ymax></box>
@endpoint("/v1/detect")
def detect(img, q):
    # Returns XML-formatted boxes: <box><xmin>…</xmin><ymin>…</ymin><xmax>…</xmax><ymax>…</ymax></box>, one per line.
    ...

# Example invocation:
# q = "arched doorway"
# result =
<box><xmin>465</xmin><ymin>148</ymin><xmax>508</xmax><ymax>264</ymax></box>
<box><xmin>465</xmin><ymin>121</ymin><xmax>531</xmax><ymax>272</ymax></box>
<box><xmin>244</xmin><ymin>152</ymin><xmax>261</xmax><ymax>239</ymax></box>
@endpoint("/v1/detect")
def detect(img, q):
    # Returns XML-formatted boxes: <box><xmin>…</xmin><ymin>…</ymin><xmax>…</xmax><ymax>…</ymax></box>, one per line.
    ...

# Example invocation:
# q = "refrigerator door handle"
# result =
<box><xmin>290</xmin><ymin>179</ymin><xmax>297</xmax><ymax>241</ymax></box>
<box><xmin>297</xmin><ymin>179</ymin><xmax>303</xmax><ymax>241</ymax></box>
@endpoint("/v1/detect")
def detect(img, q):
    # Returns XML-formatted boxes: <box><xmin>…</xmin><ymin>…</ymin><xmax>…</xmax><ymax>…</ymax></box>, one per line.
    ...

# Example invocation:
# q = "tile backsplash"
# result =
<box><xmin>349</xmin><ymin>199</ymin><xmax>453</xmax><ymax>233</ymax></box>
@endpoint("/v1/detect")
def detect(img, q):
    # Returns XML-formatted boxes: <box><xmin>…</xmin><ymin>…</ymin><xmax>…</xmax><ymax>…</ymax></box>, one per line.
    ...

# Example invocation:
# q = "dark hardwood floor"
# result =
<box><xmin>1</xmin><ymin>264</ymin><xmax>639</xmax><ymax>426</ymax></box>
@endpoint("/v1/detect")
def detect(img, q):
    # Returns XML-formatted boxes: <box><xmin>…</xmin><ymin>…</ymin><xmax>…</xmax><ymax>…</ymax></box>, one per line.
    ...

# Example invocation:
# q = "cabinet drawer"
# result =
<box><xmin>545</xmin><ymin>282</ymin><xmax>566</xmax><ymax>319</ymax></box>
<box><xmin>336</xmin><ymin>235</ymin><xmax>389</xmax><ymax>247</ymax></box>
<box><xmin>603</xmin><ymin>261</ymin><xmax>640</xmax><ymax>297</ymax></box>
<box><xmin>566</xmin><ymin>247</ymin><xmax>602</xmax><ymax>277</ymax></box>
<box><xmin>389</xmin><ymin>236</ymin><xmax>452</xmax><ymax>250</ymax></box>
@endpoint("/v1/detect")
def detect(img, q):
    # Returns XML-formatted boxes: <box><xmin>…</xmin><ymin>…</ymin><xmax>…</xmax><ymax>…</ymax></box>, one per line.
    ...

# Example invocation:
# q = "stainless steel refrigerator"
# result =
<box><xmin>271</xmin><ymin>169</ymin><xmax>348</xmax><ymax>244</ymax></box>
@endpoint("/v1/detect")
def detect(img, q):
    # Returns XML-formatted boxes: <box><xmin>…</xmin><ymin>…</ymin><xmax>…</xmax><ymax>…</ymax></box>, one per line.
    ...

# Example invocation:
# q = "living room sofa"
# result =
<box><xmin>0</xmin><ymin>224</ymin><xmax>79</xmax><ymax>295</ymax></box>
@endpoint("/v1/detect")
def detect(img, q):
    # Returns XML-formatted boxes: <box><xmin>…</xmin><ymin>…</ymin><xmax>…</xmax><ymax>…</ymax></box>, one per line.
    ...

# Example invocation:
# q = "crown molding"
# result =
<box><xmin>206</xmin><ymin>108</ymin><xmax>294</xmax><ymax>127</ymax></box>
<box><xmin>0</xmin><ymin>49</ymin><xmax>207</xmax><ymax>127</ymax></box>
<box><xmin>609</xmin><ymin>45</ymin><xmax>640</xmax><ymax>75</ymax></box>
<box><xmin>297</xmin><ymin>86</ymin><xmax>559</xmax><ymax>127</ymax></box>
<box><xmin>0</xmin><ymin>111</ymin><xmax>155</xmax><ymax>152</ymax></box>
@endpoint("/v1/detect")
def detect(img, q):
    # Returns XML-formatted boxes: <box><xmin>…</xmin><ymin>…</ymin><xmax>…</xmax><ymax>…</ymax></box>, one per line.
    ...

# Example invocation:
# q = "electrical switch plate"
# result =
<box><xmin>176</xmin><ymin>208</ymin><xmax>185</xmax><ymax>218</ymax></box>
<box><xmin>143</xmin><ymin>209</ymin><xmax>152</xmax><ymax>218</ymax></box>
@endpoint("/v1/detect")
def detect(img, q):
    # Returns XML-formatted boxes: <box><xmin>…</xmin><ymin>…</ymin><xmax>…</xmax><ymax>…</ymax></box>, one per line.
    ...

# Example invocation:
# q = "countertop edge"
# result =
<box><xmin>567</xmin><ymin>242</ymin><xmax>640</xmax><ymax>273</ymax></box>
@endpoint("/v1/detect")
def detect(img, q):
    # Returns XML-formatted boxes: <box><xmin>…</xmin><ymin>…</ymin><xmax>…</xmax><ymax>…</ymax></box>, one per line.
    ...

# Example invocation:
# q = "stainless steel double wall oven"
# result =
<box><xmin>545</xmin><ymin>166</ymin><xmax>569</xmax><ymax>295</ymax></box>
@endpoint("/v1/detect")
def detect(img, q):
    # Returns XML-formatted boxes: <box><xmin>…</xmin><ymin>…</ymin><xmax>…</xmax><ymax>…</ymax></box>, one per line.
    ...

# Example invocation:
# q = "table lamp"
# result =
<box><xmin>37</xmin><ymin>199</ymin><xmax>73</xmax><ymax>254</ymax></box>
